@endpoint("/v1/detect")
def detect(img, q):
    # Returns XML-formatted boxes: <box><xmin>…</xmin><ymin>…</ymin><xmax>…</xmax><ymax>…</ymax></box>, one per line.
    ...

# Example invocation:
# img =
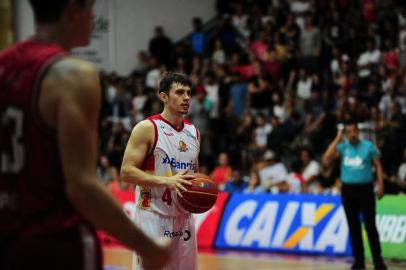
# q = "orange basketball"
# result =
<box><xmin>178</xmin><ymin>173</ymin><xmax>218</xmax><ymax>214</ymax></box>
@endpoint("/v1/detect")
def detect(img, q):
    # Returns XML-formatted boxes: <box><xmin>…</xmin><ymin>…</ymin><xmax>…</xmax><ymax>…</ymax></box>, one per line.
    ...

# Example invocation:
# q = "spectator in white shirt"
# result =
<box><xmin>131</xmin><ymin>85</ymin><xmax>147</xmax><ymax>123</ymax></box>
<box><xmin>211</xmin><ymin>38</ymin><xmax>226</xmax><ymax>65</ymax></box>
<box><xmin>388</xmin><ymin>149</ymin><xmax>406</xmax><ymax>194</ymax></box>
<box><xmin>232</xmin><ymin>3</ymin><xmax>249</xmax><ymax>38</ymax></box>
<box><xmin>296</xmin><ymin>67</ymin><xmax>313</xmax><ymax>100</ymax></box>
<box><xmin>258</xmin><ymin>150</ymin><xmax>289</xmax><ymax>192</ymax></box>
<box><xmin>286</xmin><ymin>159</ymin><xmax>304</xmax><ymax>194</ymax></box>
<box><xmin>397</xmin><ymin>149</ymin><xmax>406</xmax><ymax>193</ymax></box>
<box><xmin>398</xmin><ymin>26</ymin><xmax>406</xmax><ymax>68</ymax></box>
<box><xmin>290</xmin><ymin>0</ymin><xmax>311</xmax><ymax>32</ymax></box>
<box><xmin>203</xmin><ymin>72</ymin><xmax>220</xmax><ymax>119</ymax></box>
<box><xmin>254</xmin><ymin>113</ymin><xmax>272</xmax><ymax>149</ymax></box>
<box><xmin>357</xmin><ymin>38</ymin><xmax>382</xmax><ymax>91</ymax></box>
<box><xmin>330</xmin><ymin>47</ymin><xmax>350</xmax><ymax>85</ymax></box>
<box><xmin>300</xmin><ymin>147</ymin><xmax>321</xmax><ymax>194</ymax></box>
<box><xmin>379</xmin><ymin>83</ymin><xmax>403</xmax><ymax>119</ymax></box>
<box><xmin>357</xmin><ymin>39</ymin><xmax>381</xmax><ymax>77</ymax></box>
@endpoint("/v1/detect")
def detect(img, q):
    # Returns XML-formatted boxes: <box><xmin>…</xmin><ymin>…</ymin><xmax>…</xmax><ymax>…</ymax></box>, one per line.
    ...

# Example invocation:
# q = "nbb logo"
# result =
<box><xmin>376</xmin><ymin>215</ymin><xmax>406</xmax><ymax>244</ymax></box>
<box><xmin>216</xmin><ymin>194</ymin><xmax>351</xmax><ymax>255</ymax></box>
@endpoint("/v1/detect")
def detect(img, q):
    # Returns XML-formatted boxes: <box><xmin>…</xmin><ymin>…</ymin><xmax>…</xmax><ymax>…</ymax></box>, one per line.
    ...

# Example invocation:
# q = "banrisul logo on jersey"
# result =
<box><xmin>162</xmin><ymin>155</ymin><xmax>196</xmax><ymax>171</ymax></box>
<box><xmin>215</xmin><ymin>194</ymin><xmax>351</xmax><ymax>256</ymax></box>
<box><xmin>365</xmin><ymin>196</ymin><xmax>406</xmax><ymax>260</ymax></box>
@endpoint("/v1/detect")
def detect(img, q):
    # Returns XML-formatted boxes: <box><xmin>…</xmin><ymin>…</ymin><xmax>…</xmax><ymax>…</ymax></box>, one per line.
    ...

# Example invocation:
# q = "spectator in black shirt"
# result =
<box><xmin>247</xmin><ymin>61</ymin><xmax>273</xmax><ymax>116</ymax></box>
<box><xmin>148</xmin><ymin>26</ymin><xmax>173</xmax><ymax>67</ymax></box>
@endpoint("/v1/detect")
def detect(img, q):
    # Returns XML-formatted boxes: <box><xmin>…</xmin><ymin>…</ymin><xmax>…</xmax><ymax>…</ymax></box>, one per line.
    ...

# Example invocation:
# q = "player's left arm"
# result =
<box><xmin>195</xmin><ymin>127</ymin><xmax>201</xmax><ymax>173</ymax></box>
<box><xmin>373</xmin><ymin>158</ymin><xmax>385</xmax><ymax>199</ymax></box>
<box><xmin>371</xmin><ymin>141</ymin><xmax>384</xmax><ymax>199</ymax></box>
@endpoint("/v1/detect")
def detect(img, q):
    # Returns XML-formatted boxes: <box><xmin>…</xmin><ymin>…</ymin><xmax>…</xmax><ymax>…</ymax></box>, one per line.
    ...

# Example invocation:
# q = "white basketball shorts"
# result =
<box><xmin>132</xmin><ymin>208</ymin><xmax>197</xmax><ymax>270</ymax></box>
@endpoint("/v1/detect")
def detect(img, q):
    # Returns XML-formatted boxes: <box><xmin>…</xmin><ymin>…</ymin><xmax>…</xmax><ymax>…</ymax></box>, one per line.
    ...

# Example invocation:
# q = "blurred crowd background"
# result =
<box><xmin>97</xmin><ymin>0</ymin><xmax>406</xmax><ymax>196</ymax></box>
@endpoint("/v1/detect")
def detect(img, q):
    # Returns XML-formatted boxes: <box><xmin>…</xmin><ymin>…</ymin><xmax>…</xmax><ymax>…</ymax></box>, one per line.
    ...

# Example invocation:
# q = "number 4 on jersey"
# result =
<box><xmin>161</xmin><ymin>187</ymin><xmax>172</xmax><ymax>206</ymax></box>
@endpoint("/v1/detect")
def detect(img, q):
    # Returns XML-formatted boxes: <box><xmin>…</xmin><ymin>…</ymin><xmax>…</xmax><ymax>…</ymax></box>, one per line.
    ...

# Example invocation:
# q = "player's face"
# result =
<box><xmin>166</xmin><ymin>83</ymin><xmax>192</xmax><ymax>115</ymax></box>
<box><xmin>345</xmin><ymin>124</ymin><xmax>359</xmax><ymax>144</ymax></box>
<box><xmin>72</xmin><ymin>0</ymin><xmax>94</xmax><ymax>47</ymax></box>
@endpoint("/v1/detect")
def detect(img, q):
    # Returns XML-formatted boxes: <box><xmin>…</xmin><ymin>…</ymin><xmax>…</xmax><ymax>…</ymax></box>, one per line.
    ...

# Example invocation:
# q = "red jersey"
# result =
<box><xmin>0</xmin><ymin>38</ymin><xmax>83</xmax><ymax>238</ymax></box>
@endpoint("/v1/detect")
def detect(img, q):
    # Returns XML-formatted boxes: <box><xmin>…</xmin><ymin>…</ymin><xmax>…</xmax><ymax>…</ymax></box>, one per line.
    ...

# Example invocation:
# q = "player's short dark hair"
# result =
<box><xmin>159</xmin><ymin>72</ymin><xmax>191</xmax><ymax>95</ymax></box>
<box><xmin>344</xmin><ymin>119</ymin><xmax>358</xmax><ymax>129</ymax></box>
<box><xmin>29</xmin><ymin>0</ymin><xmax>85</xmax><ymax>23</ymax></box>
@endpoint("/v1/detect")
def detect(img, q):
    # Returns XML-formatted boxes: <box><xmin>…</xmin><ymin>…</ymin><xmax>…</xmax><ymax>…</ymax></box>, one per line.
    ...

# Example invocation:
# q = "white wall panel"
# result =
<box><xmin>13</xmin><ymin>0</ymin><xmax>215</xmax><ymax>75</ymax></box>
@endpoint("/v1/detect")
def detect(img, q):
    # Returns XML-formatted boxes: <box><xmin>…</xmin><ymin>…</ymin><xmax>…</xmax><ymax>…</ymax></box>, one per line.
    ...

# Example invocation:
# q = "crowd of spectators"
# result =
<box><xmin>97</xmin><ymin>0</ymin><xmax>406</xmax><ymax>196</ymax></box>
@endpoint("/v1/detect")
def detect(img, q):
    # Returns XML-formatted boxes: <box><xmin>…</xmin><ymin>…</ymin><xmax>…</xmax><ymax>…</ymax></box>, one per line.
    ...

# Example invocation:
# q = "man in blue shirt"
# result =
<box><xmin>323</xmin><ymin>121</ymin><xmax>386</xmax><ymax>270</ymax></box>
<box><xmin>190</xmin><ymin>17</ymin><xmax>207</xmax><ymax>55</ymax></box>
<box><xmin>222</xmin><ymin>169</ymin><xmax>248</xmax><ymax>193</ymax></box>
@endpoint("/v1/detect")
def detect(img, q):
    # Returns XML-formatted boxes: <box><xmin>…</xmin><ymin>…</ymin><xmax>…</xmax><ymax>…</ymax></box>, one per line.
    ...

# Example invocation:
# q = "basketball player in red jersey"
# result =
<box><xmin>121</xmin><ymin>72</ymin><xmax>200</xmax><ymax>270</ymax></box>
<box><xmin>0</xmin><ymin>0</ymin><xmax>171</xmax><ymax>269</ymax></box>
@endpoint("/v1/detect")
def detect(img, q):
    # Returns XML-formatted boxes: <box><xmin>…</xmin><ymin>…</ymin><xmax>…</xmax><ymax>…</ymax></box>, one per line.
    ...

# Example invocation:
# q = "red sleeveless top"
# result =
<box><xmin>0</xmin><ymin>38</ymin><xmax>83</xmax><ymax>238</ymax></box>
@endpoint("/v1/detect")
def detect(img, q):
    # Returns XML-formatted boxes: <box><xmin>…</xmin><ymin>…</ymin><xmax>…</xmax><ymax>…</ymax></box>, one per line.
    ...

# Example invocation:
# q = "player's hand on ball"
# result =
<box><xmin>177</xmin><ymin>173</ymin><xmax>218</xmax><ymax>213</ymax></box>
<box><xmin>141</xmin><ymin>237</ymin><xmax>172</xmax><ymax>270</ymax></box>
<box><xmin>166</xmin><ymin>170</ymin><xmax>193</xmax><ymax>197</ymax></box>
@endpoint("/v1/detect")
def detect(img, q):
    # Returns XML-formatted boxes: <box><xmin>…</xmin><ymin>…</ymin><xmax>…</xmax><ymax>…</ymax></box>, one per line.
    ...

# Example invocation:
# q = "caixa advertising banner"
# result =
<box><xmin>215</xmin><ymin>194</ymin><xmax>351</xmax><ymax>256</ymax></box>
<box><xmin>365</xmin><ymin>196</ymin><xmax>406</xmax><ymax>260</ymax></box>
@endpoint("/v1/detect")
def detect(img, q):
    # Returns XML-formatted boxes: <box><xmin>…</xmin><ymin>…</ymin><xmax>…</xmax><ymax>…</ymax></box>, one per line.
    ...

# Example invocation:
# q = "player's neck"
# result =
<box><xmin>349</xmin><ymin>138</ymin><xmax>360</xmax><ymax>145</ymax></box>
<box><xmin>34</xmin><ymin>24</ymin><xmax>73</xmax><ymax>50</ymax></box>
<box><xmin>161</xmin><ymin>109</ymin><xmax>184</xmax><ymax>130</ymax></box>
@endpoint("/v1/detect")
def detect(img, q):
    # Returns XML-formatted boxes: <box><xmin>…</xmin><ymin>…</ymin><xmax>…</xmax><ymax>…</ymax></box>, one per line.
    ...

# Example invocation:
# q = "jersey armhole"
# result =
<box><xmin>148</xmin><ymin>119</ymin><xmax>158</xmax><ymax>155</ymax></box>
<box><xmin>31</xmin><ymin>52</ymin><xmax>67</xmax><ymax>138</ymax></box>
<box><xmin>195</xmin><ymin>127</ymin><xmax>201</xmax><ymax>142</ymax></box>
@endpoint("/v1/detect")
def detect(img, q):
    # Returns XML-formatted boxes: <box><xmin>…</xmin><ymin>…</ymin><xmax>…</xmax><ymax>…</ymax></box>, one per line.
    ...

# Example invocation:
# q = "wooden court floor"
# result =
<box><xmin>104</xmin><ymin>247</ymin><xmax>406</xmax><ymax>270</ymax></box>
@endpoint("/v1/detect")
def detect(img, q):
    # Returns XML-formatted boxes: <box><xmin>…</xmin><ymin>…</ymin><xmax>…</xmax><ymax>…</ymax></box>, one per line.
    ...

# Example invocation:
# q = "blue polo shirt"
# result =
<box><xmin>337</xmin><ymin>139</ymin><xmax>379</xmax><ymax>184</ymax></box>
<box><xmin>191</xmin><ymin>32</ymin><xmax>206</xmax><ymax>54</ymax></box>
<box><xmin>223</xmin><ymin>180</ymin><xmax>248</xmax><ymax>193</ymax></box>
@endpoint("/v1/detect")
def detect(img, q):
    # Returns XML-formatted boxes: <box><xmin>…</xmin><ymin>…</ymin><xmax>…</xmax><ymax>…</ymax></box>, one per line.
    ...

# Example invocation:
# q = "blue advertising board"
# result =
<box><xmin>215</xmin><ymin>193</ymin><xmax>352</xmax><ymax>256</ymax></box>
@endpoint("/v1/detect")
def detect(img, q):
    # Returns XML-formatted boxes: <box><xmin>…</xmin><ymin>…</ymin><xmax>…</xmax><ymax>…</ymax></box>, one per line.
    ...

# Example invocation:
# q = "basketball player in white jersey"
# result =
<box><xmin>121</xmin><ymin>72</ymin><xmax>200</xmax><ymax>270</ymax></box>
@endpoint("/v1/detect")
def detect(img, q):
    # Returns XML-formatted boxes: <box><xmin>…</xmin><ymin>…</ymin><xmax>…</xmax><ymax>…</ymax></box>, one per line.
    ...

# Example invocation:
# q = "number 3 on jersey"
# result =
<box><xmin>1</xmin><ymin>107</ymin><xmax>25</xmax><ymax>174</ymax></box>
<box><xmin>161</xmin><ymin>188</ymin><xmax>172</xmax><ymax>206</ymax></box>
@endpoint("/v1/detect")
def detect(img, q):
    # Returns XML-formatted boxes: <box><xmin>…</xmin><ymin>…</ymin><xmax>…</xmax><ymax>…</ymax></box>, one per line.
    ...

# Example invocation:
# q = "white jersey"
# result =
<box><xmin>136</xmin><ymin>114</ymin><xmax>200</xmax><ymax>216</ymax></box>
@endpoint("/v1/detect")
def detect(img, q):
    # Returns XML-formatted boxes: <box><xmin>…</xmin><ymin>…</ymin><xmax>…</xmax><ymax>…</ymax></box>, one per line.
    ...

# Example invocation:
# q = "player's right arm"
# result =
<box><xmin>120</xmin><ymin>120</ymin><xmax>193</xmax><ymax>195</ymax></box>
<box><xmin>43</xmin><ymin>57</ymin><xmax>170</xmax><ymax>268</ymax></box>
<box><xmin>322</xmin><ymin>129</ymin><xmax>343</xmax><ymax>165</ymax></box>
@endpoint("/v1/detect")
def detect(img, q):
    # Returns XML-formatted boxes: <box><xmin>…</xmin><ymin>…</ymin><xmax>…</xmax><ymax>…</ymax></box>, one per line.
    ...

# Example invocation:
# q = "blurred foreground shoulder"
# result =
<box><xmin>44</xmin><ymin>56</ymin><xmax>100</xmax><ymax>106</ymax></box>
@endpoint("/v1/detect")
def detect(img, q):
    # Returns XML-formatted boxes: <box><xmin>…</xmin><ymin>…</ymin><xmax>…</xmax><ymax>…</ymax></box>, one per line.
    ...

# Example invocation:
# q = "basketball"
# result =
<box><xmin>178</xmin><ymin>173</ymin><xmax>218</xmax><ymax>214</ymax></box>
